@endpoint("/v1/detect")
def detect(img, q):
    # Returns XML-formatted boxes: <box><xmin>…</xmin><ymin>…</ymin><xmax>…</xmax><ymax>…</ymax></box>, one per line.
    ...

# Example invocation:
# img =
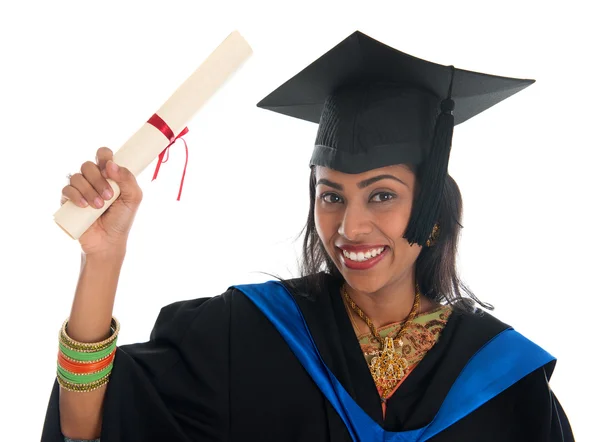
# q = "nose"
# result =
<box><xmin>337</xmin><ymin>203</ymin><xmax>373</xmax><ymax>241</ymax></box>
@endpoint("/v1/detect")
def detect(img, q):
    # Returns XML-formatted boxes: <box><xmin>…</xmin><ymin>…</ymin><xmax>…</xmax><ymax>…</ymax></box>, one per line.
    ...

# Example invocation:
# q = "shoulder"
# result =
<box><xmin>225</xmin><ymin>272</ymin><xmax>341</xmax><ymax>304</ymax></box>
<box><xmin>146</xmin><ymin>288</ymin><xmax>237</xmax><ymax>346</ymax></box>
<box><xmin>449</xmin><ymin>306</ymin><xmax>553</xmax><ymax>356</ymax></box>
<box><xmin>446</xmin><ymin>307</ymin><xmax>558</xmax><ymax>387</ymax></box>
<box><xmin>435</xmin><ymin>306</ymin><xmax>557</xmax><ymax>378</ymax></box>
<box><xmin>444</xmin><ymin>306</ymin><xmax>510</xmax><ymax>349</ymax></box>
<box><xmin>147</xmin><ymin>272</ymin><xmax>335</xmax><ymax>342</ymax></box>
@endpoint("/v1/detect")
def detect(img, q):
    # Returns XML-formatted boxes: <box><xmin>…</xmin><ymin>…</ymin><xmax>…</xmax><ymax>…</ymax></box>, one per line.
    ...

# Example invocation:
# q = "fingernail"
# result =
<box><xmin>102</xmin><ymin>188</ymin><xmax>113</xmax><ymax>200</ymax></box>
<box><xmin>94</xmin><ymin>197</ymin><xmax>104</xmax><ymax>208</ymax></box>
<box><xmin>80</xmin><ymin>198</ymin><xmax>89</xmax><ymax>207</ymax></box>
<box><xmin>108</xmin><ymin>161</ymin><xmax>119</xmax><ymax>173</ymax></box>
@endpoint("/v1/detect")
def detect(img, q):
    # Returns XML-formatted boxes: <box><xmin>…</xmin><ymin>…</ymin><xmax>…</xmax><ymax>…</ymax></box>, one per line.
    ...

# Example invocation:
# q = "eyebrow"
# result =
<box><xmin>316</xmin><ymin>174</ymin><xmax>409</xmax><ymax>191</ymax></box>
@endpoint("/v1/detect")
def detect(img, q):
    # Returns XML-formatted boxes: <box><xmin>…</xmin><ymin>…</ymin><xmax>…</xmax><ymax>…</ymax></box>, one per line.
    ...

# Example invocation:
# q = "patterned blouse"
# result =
<box><xmin>349</xmin><ymin>304</ymin><xmax>453</xmax><ymax>400</ymax></box>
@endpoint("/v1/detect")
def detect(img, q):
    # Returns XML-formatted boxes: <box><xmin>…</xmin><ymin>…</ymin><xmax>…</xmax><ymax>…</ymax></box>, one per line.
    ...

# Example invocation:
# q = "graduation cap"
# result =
<box><xmin>257</xmin><ymin>31</ymin><xmax>534</xmax><ymax>246</ymax></box>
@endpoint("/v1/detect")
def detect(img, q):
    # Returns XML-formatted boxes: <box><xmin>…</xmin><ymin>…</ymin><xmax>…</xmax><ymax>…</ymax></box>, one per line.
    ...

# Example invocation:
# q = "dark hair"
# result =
<box><xmin>298</xmin><ymin>166</ymin><xmax>493</xmax><ymax>312</ymax></box>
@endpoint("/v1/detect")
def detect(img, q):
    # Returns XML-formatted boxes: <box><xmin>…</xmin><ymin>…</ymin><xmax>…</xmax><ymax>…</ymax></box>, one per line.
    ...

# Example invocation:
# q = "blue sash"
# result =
<box><xmin>234</xmin><ymin>281</ymin><xmax>555</xmax><ymax>442</ymax></box>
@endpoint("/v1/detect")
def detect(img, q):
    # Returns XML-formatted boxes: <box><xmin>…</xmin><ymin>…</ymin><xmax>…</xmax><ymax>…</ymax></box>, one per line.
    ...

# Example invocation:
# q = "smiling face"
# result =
<box><xmin>314</xmin><ymin>164</ymin><xmax>423</xmax><ymax>294</ymax></box>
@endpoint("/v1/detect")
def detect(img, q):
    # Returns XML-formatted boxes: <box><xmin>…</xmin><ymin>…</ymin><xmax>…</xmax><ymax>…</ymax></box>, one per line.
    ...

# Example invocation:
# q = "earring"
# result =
<box><xmin>426</xmin><ymin>223</ymin><xmax>440</xmax><ymax>247</ymax></box>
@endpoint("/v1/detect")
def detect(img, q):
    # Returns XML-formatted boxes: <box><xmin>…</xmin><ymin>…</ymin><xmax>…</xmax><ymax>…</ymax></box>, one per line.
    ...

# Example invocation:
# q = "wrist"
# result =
<box><xmin>82</xmin><ymin>249</ymin><xmax>126</xmax><ymax>267</ymax></box>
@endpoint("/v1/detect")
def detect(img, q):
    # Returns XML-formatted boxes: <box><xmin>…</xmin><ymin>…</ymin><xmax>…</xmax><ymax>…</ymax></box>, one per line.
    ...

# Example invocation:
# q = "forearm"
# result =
<box><xmin>59</xmin><ymin>251</ymin><xmax>125</xmax><ymax>440</ymax></box>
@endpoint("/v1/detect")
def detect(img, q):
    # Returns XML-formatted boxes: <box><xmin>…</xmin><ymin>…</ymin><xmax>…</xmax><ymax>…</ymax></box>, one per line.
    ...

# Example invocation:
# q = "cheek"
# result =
<box><xmin>395</xmin><ymin>241</ymin><xmax>422</xmax><ymax>263</ymax></box>
<box><xmin>378</xmin><ymin>207</ymin><xmax>411</xmax><ymax>239</ymax></box>
<box><xmin>314</xmin><ymin>206</ymin><xmax>331</xmax><ymax>241</ymax></box>
<box><xmin>315</xmin><ymin>206</ymin><xmax>343</xmax><ymax>251</ymax></box>
<box><xmin>383</xmin><ymin>208</ymin><xmax>421</xmax><ymax>262</ymax></box>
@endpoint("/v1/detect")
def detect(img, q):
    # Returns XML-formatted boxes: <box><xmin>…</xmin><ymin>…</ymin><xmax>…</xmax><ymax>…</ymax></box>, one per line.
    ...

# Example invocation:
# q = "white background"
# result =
<box><xmin>0</xmin><ymin>0</ymin><xmax>597</xmax><ymax>440</ymax></box>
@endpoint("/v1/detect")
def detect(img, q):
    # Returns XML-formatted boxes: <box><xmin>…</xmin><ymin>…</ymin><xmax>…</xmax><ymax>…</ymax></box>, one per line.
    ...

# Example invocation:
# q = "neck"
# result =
<box><xmin>343</xmin><ymin>274</ymin><xmax>426</xmax><ymax>331</ymax></box>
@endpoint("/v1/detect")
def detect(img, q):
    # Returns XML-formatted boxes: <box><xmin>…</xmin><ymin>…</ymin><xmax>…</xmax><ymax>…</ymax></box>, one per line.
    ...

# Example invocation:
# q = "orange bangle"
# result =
<box><xmin>58</xmin><ymin>348</ymin><xmax>116</xmax><ymax>374</ymax></box>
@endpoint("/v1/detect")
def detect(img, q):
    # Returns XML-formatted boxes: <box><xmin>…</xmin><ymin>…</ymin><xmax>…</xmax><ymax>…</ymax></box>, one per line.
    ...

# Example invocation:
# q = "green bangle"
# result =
<box><xmin>57</xmin><ymin>373</ymin><xmax>110</xmax><ymax>393</ymax></box>
<box><xmin>57</xmin><ymin>363</ymin><xmax>113</xmax><ymax>385</ymax></box>
<box><xmin>59</xmin><ymin>340</ymin><xmax>116</xmax><ymax>362</ymax></box>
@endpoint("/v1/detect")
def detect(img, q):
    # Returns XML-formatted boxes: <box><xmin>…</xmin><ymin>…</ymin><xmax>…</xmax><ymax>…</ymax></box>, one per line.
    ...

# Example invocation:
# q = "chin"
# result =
<box><xmin>328</xmin><ymin>246</ymin><xmax>391</xmax><ymax>295</ymax></box>
<box><xmin>337</xmin><ymin>267</ymin><xmax>389</xmax><ymax>295</ymax></box>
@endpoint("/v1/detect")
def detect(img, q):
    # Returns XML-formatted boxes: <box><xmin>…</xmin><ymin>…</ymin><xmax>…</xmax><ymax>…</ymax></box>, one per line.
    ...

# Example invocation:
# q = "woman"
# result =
<box><xmin>42</xmin><ymin>31</ymin><xmax>574</xmax><ymax>441</ymax></box>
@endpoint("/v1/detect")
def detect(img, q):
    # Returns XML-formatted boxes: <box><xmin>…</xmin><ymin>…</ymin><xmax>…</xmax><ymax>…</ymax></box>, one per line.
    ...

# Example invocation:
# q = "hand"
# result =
<box><xmin>60</xmin><ymin>147</ymin><xmax>143</xmax><ymax>257</ymax></box>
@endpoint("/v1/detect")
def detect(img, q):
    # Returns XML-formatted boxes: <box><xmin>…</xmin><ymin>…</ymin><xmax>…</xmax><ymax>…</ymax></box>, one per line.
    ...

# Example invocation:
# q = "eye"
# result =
<box><xmin>370</xmin><ymin>192</ymin><xmax>396</xmax><ymax>203</ymax></box>
<box><xmin>319</xmin><ymin>192</ymin><xmax>344</xmax><ymax>204</ymax></box>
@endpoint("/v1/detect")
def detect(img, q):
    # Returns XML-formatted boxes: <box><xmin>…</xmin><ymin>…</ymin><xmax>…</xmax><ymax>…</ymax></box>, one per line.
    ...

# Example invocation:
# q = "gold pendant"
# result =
<box><xmin>369</xmin><ymin>337</ymin><xmax>409</xmax><ymax>394</ymax></box>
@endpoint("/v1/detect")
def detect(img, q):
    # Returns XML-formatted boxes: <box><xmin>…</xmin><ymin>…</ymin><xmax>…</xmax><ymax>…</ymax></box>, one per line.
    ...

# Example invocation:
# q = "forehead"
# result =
<box><xmin>315</xmin><ymin>164</ymin><xmax>416</xmax><ymax>182</ymax></box>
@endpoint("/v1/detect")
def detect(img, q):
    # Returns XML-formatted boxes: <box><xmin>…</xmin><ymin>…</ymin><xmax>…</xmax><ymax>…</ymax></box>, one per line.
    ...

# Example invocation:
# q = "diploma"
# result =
<box><xmin>54</xmin><ymin>30</ymin><xmax>253</xmax><ymax>240</ymax></box>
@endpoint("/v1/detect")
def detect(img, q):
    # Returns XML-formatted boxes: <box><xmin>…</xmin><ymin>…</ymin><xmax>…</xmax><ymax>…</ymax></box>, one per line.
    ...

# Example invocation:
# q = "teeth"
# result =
<box><xmin>342</xmin><ymin>247</ymin><xmax>385</xmax><ymax>262</ymax></box>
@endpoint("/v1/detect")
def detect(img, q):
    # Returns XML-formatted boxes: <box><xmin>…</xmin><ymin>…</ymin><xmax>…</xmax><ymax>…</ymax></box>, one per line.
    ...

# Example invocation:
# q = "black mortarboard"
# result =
<box><xmin>257</xmin><ymin>31</ymin><xmax>534</xmax><ymax>246</ymax></box>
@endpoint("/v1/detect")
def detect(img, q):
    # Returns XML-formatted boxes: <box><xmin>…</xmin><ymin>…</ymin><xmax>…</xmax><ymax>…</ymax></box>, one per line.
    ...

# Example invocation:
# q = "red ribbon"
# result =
<box><xmin>147</xmin><ymin>113</ymin><xmax>189</xmax><ymax>200</ymax></box>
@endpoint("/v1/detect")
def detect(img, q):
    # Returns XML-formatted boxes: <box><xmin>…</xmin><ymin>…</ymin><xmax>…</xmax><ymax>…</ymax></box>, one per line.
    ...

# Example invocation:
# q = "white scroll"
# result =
<box><xmin>54</xmin><ymin>31</ymin><xmax>253</xmax><ymax>240</ymax></box>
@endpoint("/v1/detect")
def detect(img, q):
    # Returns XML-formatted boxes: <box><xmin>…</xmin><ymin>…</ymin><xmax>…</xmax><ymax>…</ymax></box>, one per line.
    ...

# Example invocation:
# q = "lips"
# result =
<box><xmin>337</xmin><ymin>245</ymin><xmax>389</xmax><ymax>271</ymax></box>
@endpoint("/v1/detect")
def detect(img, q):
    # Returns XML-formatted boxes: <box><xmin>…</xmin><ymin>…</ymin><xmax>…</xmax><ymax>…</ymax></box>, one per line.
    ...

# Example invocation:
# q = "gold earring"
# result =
<box><xmin>426</xmin><ymin>223</ymin><xmax>440</xmax><ymax>247</ymax></box>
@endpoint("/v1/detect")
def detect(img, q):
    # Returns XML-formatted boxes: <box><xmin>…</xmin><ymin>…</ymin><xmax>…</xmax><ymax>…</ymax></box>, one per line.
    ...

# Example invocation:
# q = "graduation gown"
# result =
<box><xmin>42</xmin><ymin>273</ymin><xmax>574</xmax><ymax>441</ymax></box>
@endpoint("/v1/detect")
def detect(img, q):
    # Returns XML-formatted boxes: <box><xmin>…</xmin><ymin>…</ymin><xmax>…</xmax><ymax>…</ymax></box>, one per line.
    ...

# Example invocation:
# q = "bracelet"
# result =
<box><xmin>59</xmin><ymin>340</ymin><xmax>116</xmax><ymax>363</ymax></box>
<box><xmin>60</xmin><ymin>317</ymin><xmax>120</xmax><ymax>352</ymax></box>
<box><xmin>56</xmin><ymin>317</ymin><xmax>119</xmax><ymax>392</ymax></box>
<box><xmin>57</xmin><ymin>373</ymin><xmax>111</xmax><ymax>393</ymax></box>
<box><xmin>58</xmin><ymin>348</ymin><xmax>116</xmax><ymax>373</ymax></box>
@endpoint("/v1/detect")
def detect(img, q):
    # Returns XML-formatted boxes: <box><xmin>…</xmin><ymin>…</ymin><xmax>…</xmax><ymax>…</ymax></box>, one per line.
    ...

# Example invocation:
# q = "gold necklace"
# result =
<box><xmin>342</xmin><ymin>285</ymin><xmax>421</xmax><ymax>400</ymax></box>
<box><xmin>343</xmin><ymin>298</ymin><xmax>362</xmax><ymax>336</ymax></box>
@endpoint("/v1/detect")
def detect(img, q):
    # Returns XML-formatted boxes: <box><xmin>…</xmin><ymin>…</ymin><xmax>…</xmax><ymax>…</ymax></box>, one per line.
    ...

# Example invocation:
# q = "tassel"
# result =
<box><xmin>404</xmin><ymin>67</ymin><xmax>456</xmax><ymax>246</ymax></box>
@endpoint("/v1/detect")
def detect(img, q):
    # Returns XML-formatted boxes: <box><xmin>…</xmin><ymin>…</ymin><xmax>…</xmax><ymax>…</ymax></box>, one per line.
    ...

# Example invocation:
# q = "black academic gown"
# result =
<box><xmin>42</xmin><ymin>273</ymin><xmax>574</xmax><ymax>441</ymax></box>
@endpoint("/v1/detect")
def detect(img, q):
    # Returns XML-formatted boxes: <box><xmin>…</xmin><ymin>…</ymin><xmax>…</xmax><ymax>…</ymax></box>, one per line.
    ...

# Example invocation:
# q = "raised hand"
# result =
<box><xmin>60</xmin><ymin>147</ymin><xmax>143</xmax><ymax>256</ymax></box>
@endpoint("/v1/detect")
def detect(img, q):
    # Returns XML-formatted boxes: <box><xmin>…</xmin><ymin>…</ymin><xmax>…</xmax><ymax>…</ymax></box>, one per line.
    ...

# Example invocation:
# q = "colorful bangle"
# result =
<box><xmin>58</xmin><ymin>348</ymin><xmax>116</xmax><ymax>374</ymax></box>
<box><xmin>56</xmin><ymin>316</ymin><xmax>119</xmax><ymax>393</ymax></box>
<box><xmin>59</xmin><ymin>340</ymin><xmax>116</xmax><ymax>362</ymax></box>
<box><xmin>60</xmin><ymin>317</ymin><xmax>120</xmax><ymax>352</ymax></box>
<box><xmin>57</xmin><ymin>363</ymin><xmax>114</xmax><ymax>384</ymax></box>
<box><xmin>57</xmin><ymin>372</ymin><xmax>111</xmax><ymax>393</ymax></box>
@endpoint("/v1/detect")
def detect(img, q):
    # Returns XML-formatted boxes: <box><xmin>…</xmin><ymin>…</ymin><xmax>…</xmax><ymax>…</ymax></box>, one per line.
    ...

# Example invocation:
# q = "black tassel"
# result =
<box><xmin>404</xmin><ymin>67</ymin><xmax>456</xmax><ymax>246</ymax></box>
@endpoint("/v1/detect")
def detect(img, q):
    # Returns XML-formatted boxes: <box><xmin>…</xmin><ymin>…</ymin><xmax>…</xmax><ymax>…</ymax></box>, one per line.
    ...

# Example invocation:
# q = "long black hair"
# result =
<box><xmin>298</xmin><ymin>166</ymin><xmax>492</xmax><ymax>312</ymax></box>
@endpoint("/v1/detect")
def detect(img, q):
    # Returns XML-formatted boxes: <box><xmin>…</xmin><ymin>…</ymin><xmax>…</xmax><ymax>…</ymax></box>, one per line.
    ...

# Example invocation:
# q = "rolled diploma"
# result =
<box><xmin>53</xmin><ymin>31</ymin><xmax>253</xmax><ymax>240</ymax></box>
